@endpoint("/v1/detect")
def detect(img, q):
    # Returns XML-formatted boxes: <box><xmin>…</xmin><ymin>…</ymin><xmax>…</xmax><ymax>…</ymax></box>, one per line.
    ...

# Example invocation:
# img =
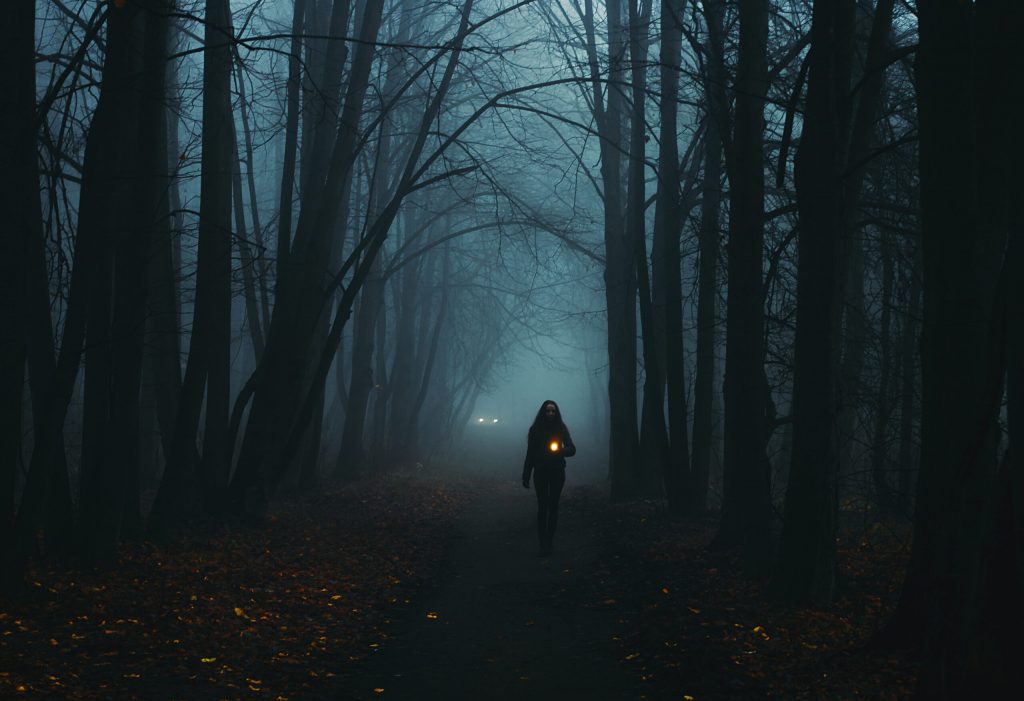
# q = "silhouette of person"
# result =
<box><xmin>522</xmin><ymin>400</ymin><xmax>576</xmax><ymax>556</ymax></box>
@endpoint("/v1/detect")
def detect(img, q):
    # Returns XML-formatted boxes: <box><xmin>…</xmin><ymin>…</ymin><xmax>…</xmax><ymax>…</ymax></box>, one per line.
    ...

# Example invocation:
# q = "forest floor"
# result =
<box><xmin>0</xmin><ymin>467</ymin><xmax>918</xmax><ymax>700</ymax></box>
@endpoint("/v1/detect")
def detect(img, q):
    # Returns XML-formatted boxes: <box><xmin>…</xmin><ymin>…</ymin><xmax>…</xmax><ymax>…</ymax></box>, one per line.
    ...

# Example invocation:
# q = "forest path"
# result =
<box><xmin>349</xmin><ymin>475</ymin><xmax>630</xmax><ymax>700</ymax></box>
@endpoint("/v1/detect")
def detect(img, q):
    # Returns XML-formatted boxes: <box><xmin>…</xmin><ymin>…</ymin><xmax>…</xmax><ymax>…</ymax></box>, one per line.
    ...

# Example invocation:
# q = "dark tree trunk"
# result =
<box><xmin>276</xmin><ymin>0</ymin><xmax>306</xmax><ymax>267</ymax></box>
<box><xmin>690</xmin><ymin>0</ymin><xmax>727</xmax><ymax>515</ymax></box>
<box><xmin>776</xmin><ymin>0</ymin><xmax>854</xmax><ymax>603</ymax></box>
<box><xmin>199</xmin><ymin>0</ymin><xmax>236</xmax><ymax>492</ymax></box>
<box><xmin>369</xmin><ymin>296</ymin><xmax>390</xmax><ymax>472</ymax></box>
<box><xmin>628</xmin><ymin>0</ymin><xmax>665</xmax><ymax>497</ymax></box>
<box><xmin>651</xmin><ymin>0</ymin><xmax>688</xmax><ymax>512</ymax></box>
<box><xmin>1004</xmin><ymin>30</ymin><xmax>1024</xmax><ymax>698</ymax></box>
<box><xmin>716</xmin><ymin>0</ymin><xmax>773</xmax><ymax>567</ymax></box>
<box><xmin>387</xmin><ymin>256</ymin><xmax>423</xmax><ymax>464</ymax></box>
<box><xmin>869</xmin><ymin>233</ymin><xmax>898</xmax><ymax>515</ymax></box>
<box><xmin>145</xmin><ymin>83</ymin><xmax>182</xmax><ymax>465</ymax></box>
<box><xmin>231</xmin><ymin>119</ymin><xmax>266</xmax><ymax>359</ymax></box>
<box><xmin>336</xmin><ymin>264</ymin><xmax>384</xmax><ymax>479</ymax></box>
<box><xmin>75</xmin><ymin>0</ymin><xmax>172</xmax><ymax>558</ymax></box>
<box><xmin>149</xmin><ymin>0</ymin><xmax>234</xmax><ymax>533</ymax></box>
<box><xmin>885</xmin><ymin>3</ymin><xmax>1019</xmax><ymax>697</ymax></box>
<box><xmin>836</xmin><ymin>0</ymin><xmax>896</xmax><ymax>494</ymax></box>
<box><xmin>403</xmin><ymin>251</ymin><xmax>450</xmax><ymax>458</ymax></box>
<box><xmin>0</xmin><ymin>0</ymin><xmax>37</xmax><ymax>573</ymax></box>
<box><xmin>232</xmin><ymin>53</ymin><xmax>271</xmax><ymax>330</ymax></box>
<box><xmin>582</xmin><ymin>0</ymin><xmax>638</xmax><ymax>498</ymax></box>
<box><xmin>836</xmin><ymin>233</ymin><xmax>866</xmax><ymax>483</ymax></box>
<box><xmin>896</xmin><ymin>245</ymin><xmax>920</xmax><ymax>515</ymax></box>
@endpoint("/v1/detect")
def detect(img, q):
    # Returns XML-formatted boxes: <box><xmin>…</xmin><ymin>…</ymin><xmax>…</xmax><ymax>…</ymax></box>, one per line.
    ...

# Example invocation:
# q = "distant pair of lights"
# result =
<box><xmin>477</xmin><ymin>417</ymin><xmax>499</xmax><ymax>424</ymax></box>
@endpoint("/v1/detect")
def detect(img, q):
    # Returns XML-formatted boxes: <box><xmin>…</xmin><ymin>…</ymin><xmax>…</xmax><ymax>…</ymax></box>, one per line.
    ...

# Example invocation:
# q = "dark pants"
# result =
<box><xmin>533</xmin><ymin>465</ymin><xmax>565</xmax><ymax>548</ymax></box>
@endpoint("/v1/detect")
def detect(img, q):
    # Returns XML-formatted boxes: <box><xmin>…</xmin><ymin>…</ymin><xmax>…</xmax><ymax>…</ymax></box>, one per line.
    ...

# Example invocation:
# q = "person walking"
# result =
<box><xmin>522</xmin><ymin>400</ymin><xmax>576</xmax><ymax>556</ymax></box>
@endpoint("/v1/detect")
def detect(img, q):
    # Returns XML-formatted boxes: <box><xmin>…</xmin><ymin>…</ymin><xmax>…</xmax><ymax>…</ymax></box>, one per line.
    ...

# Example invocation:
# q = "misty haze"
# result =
<box><xmin>1</xmin><ymin>0</ymin><xmax>1020</xmax><ymax>699</ymax></box>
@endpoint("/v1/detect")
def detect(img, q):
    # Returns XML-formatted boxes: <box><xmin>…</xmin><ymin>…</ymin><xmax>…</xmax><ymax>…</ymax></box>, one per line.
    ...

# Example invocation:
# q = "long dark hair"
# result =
<box><xmin>528</xmin><ymin>400</ymin><xmax>568</xmax><ymax>440</ymax></box>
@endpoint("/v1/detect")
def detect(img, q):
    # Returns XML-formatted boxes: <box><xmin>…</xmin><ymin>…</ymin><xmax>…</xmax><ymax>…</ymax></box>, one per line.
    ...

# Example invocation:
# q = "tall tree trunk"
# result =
<box><xmin>869</xmin><ymin>233</ymin><xmax>898</xmax><ymax>515</ymax></box>
<box><xmin>387</xmin><ymin>254</ymin><xmax>424</xmax><ymax>463</ymax></box>
<box><xmin>775</xmin><ymin>0</ymin><xmax>854</xmax><ymax>603</ymax></box>
<box><xmin>886</xmin><ymin>4</ymin><xmax>1017</xmax><ymax>697</ymax></box>
<box><xmin>232</xmin><ymin>52</ymin><xmax>271</xmax><ymax>329</ymax></box>
<box><xmin>149</xmin><ymin>0</ymin><xmax>235</xmax><ymax>533</ymax></box>
<box><xmin>146</xmin><ymin>50</ymin><xmax>182</xmax><ymax>464</ymax></box>
<box><xmin>651</xmin><ymin>0</ymin><xmax>689</xmax><ymax>511</ymax></box>
<box><xmin>1004</xmin><ymin>17</ymin><xmax>1024</xmax><ymax>693</ymax></box>
<box><xmin>403</xmin><ymin>250</ymin><xmax>450</xmax><ymax>458</ymax></box>
<box><xmin>836</xmin><ymin>0</ymin><xmax>896</xmax><ymax>497</ymax></box>
<box><xmin>199</xmin><ymin>0</ymin><xmax>236</xmax><ymax>493</ymax></box>
<box><xmin>836</xmin><ymin>233</ymin><xmax>866</xmax><ymax>483</ymax></box>
<box><xmin>895</xmin><ymin>248</ymin><xmax>920</xmax><ymax>515</ymax></box>
<box><xmin>77</xmin><ymin>0</ymin><xmax>172</xmax><ymax>559</ymax></box>
<box><xmin>628</xmin><ymin>0</ymin><xmax>665</xmax><ymax>497</ymax></box>
<box><xmin>336</xmin><ymin>261</ymin><xmax>384</xmax><ymax>479</ymax></box>
<box><xmin>583</xmin><ymin>0</ymin><xmax>637</xmax><ymax>498</ymax></box>
<box><xmin>77</xmin><ymin>2</ymin><xmax>148</xmax><ymax>562</ymax></box>
<box><xmin>0</xmin><ymin>0</ymin><xmax>38</xmax><ymax>576</ymax></box>
<box><xmin>716</xmin><ymin>0</ymin><xmax>773</xmax><ymax>568</ymax></box>
<box><xmin>690</xmin><ymin>0</ymin><xmax>727</xmax><ymax>515</ymax></box>
<box><xmin>231</xmin><ymin>119</ymin><xmax>266</xmax><ymax>358</ymax></box>
<box><xmin>276</xmin><ymin>0</ymin><xmax>307</xmax><ymax>272</ymax></box>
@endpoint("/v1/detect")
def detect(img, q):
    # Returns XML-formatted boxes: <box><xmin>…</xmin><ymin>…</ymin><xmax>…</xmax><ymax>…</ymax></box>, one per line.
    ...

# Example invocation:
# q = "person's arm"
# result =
<box><xmin>561</xmin><ymin>429</ymin><xmax>577</xmax><ymax>458</ymax></box>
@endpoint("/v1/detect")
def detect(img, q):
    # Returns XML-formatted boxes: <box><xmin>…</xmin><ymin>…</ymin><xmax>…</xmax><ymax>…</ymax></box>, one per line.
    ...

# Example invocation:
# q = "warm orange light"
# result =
<box><xmin>549</xmin><ymin>441</ymin><xmax>559</xmax><ymax>452</ymax></box>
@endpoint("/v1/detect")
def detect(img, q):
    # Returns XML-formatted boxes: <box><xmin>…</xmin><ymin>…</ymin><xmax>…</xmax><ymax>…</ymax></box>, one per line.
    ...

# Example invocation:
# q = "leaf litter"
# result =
<box><xmin>0</xmin><ymin>472</ymin><xmax>475</xmax><ymax>700</ymax></box>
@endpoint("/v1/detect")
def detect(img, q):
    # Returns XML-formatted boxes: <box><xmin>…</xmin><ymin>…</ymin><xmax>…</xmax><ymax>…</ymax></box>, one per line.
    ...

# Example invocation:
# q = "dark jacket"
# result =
<box><xmin>522</xmin><ymin>425</ymin><xmax>576</xmax><ymax>482</ymax></box>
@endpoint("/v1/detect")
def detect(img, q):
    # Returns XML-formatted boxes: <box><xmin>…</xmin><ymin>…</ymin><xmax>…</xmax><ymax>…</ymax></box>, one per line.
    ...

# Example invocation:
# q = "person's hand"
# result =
<box><xmin>522</xmin><ymin>476</ymin><xmax>530</xmax><ymax>489</ymax></box>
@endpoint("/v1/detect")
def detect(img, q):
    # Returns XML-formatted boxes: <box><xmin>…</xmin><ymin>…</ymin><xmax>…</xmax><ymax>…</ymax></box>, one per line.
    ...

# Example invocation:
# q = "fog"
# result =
<box><xmin>464</xmin><ymin>331</ymin><xmax>608</xmax><ymax>482</ymax></box>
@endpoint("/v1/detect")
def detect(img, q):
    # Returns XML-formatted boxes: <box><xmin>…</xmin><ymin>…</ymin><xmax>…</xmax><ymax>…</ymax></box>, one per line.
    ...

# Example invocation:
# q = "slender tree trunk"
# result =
<box><xmin>836</xmin><ymin>233</ymin><xmax>866</xmax><ymax>484</ymax></box>
<box><xmin>369</xmin><ymin>295</ymin><xmax>390</xmax><ymax>471</ymax></box>
<box><xmin>869</xmin><ymin>233</ymin><xmax>898</xmax><ymax>515</ymax></box>
<box><xmin>276</xmin><ymin>0</ymin><xmax>306</xmax><ymax>269</ymax></box>
<box><xmin>651</xmin><ymin>0</ymin><xmax>691</xmax><ymax>513</ymax></box>
<box><xmin>690</xmin><ymin>0</ymin><xmax>726</xmax><ymax>515</ymax></box>
<box><xmin>836</xmin><ymin>0</ymin><xmax>896</xmax><ymax>496</ymax></box>
<box><xmin>583</xmin><ymin>0</ymin><xmax>638</xmax><ymax>498</ymax></box>
<box><xmin>336</xmin><ymin>262</ymin><xmax>384</xmax><ymax>479</ymax></box>
<box><xmin>716</xmin><ymin>0</ymin><xmax>773</xmax><ymax>568</ymax></box>
<box><xmin>199</xmin><ymin>0</ymin><xmax>236</xmax><ymax>493</ymax></box>
<box><xmin>775</xmin><ymin>0</ymin><xmax>854</xmax><ymax>603</ymax></box>
<box><xmin>146</xmin><ymin>75</ymin><xmax>182</xmax><ymax>463</ymax></box>
<box><xmin>896</xmin><ymin>245</ymin><xmax>920</xmax><ymax>515</ymax></box>
<box><xmin>149</xmin><ymin>0</ymin><xmax>235</xmax><ymax>533</ymax></box>
<box><xmin>0</xmin><ymin>1</ymin><xmax>37</xmax><ymax>575</ymax></box>
<box><xmin>232</xmin><ymin>53</ymin><xmax>271</xmax><ymax>329</ymax></box>
<box><xmin>627</xmin><ymin>0</ymin><xmax>663</xmax><ymax>497</ymax></box>
<box><xmin>231</xmin><ymin>120</ymin><xmax>266</xmax><ymax>358</ymax></box>
<box><xmin>388</xmin><ymin>255</ymin><xmax>424</xmax><ymax>463</ymax></box>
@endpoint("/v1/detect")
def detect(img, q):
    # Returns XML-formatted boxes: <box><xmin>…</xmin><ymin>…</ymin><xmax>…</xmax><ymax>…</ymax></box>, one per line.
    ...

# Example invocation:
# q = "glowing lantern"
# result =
<box><xmin>549</xmin><ymin>440</ymin><xmax>560</xmax><ymax>453</ymax></box>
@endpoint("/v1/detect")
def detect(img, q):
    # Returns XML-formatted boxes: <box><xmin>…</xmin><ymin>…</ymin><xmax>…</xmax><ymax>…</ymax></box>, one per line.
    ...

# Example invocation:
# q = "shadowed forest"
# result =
<box><xmin>1</xmin><ymin>0</ymin><xmax>1022</xmax><ymax>699</ymax></box>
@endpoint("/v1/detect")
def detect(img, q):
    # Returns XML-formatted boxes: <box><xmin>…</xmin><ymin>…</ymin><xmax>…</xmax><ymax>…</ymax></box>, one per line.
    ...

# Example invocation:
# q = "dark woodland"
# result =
<box><xmin>1</xmin><ymin>0</ymin><xmax>1021</xmax><ymax>698</ymax></box>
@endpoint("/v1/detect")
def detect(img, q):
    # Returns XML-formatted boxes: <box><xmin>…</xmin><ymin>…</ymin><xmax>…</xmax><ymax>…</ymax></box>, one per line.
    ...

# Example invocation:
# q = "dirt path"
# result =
<box><xmin>350</xmin><ymin>477</ymin><xmax>630</xmax><ymax>700</ymax></box>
